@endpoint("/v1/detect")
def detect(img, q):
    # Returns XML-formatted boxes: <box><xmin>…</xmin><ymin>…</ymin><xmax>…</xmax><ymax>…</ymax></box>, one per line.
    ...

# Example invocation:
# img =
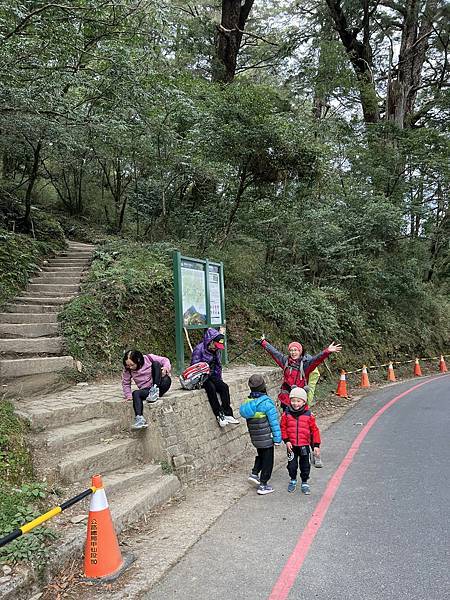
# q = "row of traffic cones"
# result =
<box><xmin>336</xmin><ymin>355</ymin><xmax>448</xmax><ymax>398</ymax></box>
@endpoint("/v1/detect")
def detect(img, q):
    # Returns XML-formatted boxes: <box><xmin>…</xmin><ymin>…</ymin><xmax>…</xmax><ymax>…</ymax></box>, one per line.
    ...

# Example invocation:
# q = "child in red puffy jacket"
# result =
<box><xmin>280</xmin><ymin>386</ymin><xmax>321</xmax><ymax>495</ymax></box>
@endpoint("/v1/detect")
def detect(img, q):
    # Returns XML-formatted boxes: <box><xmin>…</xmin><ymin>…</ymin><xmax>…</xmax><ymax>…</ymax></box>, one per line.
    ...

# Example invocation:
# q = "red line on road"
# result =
<box><xmin>268</xmin><ymin>377</ymin><xmax>444</xmax><ymax>600</ymax></box>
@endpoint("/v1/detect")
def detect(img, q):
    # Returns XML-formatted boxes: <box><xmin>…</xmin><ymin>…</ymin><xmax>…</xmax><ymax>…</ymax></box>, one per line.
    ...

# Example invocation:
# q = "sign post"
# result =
<box><xmin>173</xmin><ymin>251</ymin><xmax>227</xmax><ymax>373</ymax></box>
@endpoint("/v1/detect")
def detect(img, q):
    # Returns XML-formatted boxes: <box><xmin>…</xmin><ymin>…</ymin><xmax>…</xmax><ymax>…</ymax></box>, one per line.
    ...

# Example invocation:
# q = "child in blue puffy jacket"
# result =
<box><xmin>239</xmin><ymin>374</ymin><xmax>281</xmax><ymax>495</ymax></box>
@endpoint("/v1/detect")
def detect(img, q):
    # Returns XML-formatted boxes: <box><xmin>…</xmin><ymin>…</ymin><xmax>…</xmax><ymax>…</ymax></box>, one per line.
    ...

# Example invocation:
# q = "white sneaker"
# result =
<box><xmin>147</xmin><ymin>385</ymin><xmax>159</xmax><ymax>403</ymax></box>
<box><xmin>216</xmin><ymin>414</ymin><xmax>228</xmax><ymax>428</ymax></box>
<box><xmin>132</xmin><ymin>416</ymin><xmax>148</xmax><ymax>430</ymax></box>
<box><xmin>224</xmin><ymin>415</ymin><xmax>239</xmax><ymax>424</ymax></box>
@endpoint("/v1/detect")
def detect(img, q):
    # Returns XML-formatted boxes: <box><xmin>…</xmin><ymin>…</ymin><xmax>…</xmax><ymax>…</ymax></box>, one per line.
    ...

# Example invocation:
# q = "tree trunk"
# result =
<box><xmin>212</xmin><ymin>0</ymin><xmax>255</xmax><ymax>83</ymax></box>
<box><xmin>325</xmin><ymin>0</ymin><xmax>379</xmax><ymax>123</ymax></box>
<box><xmin>219</xmin><ymin>164</ymin><xmax>250</xmax><ymax>248</ymax></box>
<box><xmin>23</xmin><ymin>140</ymin><xmax>42</xmax><ymax>232</ymax></box>
<box><xmin>386</xmin><ymin>0</ymin><xmax>438</xmax><ymax>128</ymax></box>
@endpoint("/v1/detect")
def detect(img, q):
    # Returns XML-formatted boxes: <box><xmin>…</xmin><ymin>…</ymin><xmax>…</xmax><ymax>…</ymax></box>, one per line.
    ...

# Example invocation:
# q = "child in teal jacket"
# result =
<box><xmin>239</xmin><ymin>374</ymin><xmax>281</xmax><ymax>495</ymax></box>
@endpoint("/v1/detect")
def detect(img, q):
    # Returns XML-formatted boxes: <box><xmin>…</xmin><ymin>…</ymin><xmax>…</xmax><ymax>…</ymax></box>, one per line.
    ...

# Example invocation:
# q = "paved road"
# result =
<box><xmin>148</xmin><ymin>376</ymin><xmax>450</xmax><ymax>600</ymax></box>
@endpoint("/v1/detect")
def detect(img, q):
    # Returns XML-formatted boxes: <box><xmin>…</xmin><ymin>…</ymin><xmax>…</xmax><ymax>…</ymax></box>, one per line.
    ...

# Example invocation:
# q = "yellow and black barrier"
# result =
<box><xmin>0</xmin><ymin>485</ymin><xmax>96</xmax><ymax>549</ymax></box>
<box><xmin>345</xmin><ymin>354</ymin><xmax>450</xmax><ymax>375</ymax></box>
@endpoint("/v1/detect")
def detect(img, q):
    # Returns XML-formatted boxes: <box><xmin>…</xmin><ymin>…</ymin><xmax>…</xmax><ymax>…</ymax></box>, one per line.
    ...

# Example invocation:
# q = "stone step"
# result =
<box><xmin>41</xmin><ymin>266</ymin><xmax>85</xmax><ymax>273</ymax></box>
<box><xmin>14</xmin><ymin>392</ymin><xmax>121</xmax><ymax>430</ymax></box>
<box><xmin>0</xmin><ymin>337</ymin><xmax>63</xmax><ymax>354</ymax></box>
<box><xmin>103</xmin><ymin>463</ymin><xmax>164</xmax><ymax>497</ymax></box>
<box><xmin>57</xmin><ymin>438</ymin><xmax>141</xmax><ymax>484</ymax></box>
<box><xmin>0</xmin><ymin>355</ymin><xmax>73</xmax><ymax>378</ymax></box>
<box><xmin>14</xmin><ymin>296</ymin><xmax>73</xmax><ymax>305</ymax></box>
<box><xmin>21</xmin><ymin>290</ymin><xmax>75</xmax><ymax>298</ymax></box>
<box><xmin>30</xmin><ymin>276</ymin><xmax>81</xmax><ymax>284</ymax></box>
<box><xmin>27</xmin><ymin>283</ymin><xmax>80</xmax><ymax>294</ymax></box>
<box><xmin>106</xmin><ymin>471</ymin><xmax>180</xmax><ymax>531</ymax></box>
<box><xmin>5</xmin><ymin>303</ymin><xmax>60</xmax><ymax>313</ymax></box>
<box><xmin>0</xmin><ymin>323</ymin><xmax>59</xmax><ymax>337</ymax></box>
<box><xmin>0</xmin><ymin>313</ymin><xmax>58</xmax><ymax>323</ymax></box>
<box><xmin>0</xmin><ymin>372</ymin><xmax>71</xmax><ymax>400</ymax></box>
<box><xmin>48</xmin><ymin>259</ymin><xmax>90</xmax><ymax>265</ymax></box>
<box><xmin>31</xmin><ymin>417</ymin><xmax>123</xmax><ymax>456</ymax></box>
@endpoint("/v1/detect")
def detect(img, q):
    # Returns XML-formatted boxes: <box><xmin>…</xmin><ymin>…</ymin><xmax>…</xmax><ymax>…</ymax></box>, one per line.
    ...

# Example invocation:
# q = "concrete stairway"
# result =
<box><xmin>0</xmin><ymin>241</ymin><xmax>94</xmax><ymax>394</ymax></box>
<box><xmin>14</xmin><ymin>383</ymin><xmax>180</xmax><ymax>562</ymax></box>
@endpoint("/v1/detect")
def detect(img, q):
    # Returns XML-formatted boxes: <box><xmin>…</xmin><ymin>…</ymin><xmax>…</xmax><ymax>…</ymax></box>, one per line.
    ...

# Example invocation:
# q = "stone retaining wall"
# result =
<box><xmin>141</xmin><ymin>366</ymin><xmax>282</xmax><ymax>482</ymax></box>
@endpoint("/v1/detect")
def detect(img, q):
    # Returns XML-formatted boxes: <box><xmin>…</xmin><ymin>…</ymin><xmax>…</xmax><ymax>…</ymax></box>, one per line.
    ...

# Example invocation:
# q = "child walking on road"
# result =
<box><xmin>281</xmin><ymin>386</ymin><xmax>321</xmax><ymax>495</ymax></box>
<box><xmin>122</xmin><ymin>350</ymin><xmax>172</xmax><ymax>430</ymax></box>
<box><xmin>239</xmin><ymin>374</ymin><xmax>281</xmax><ymax>495</ymax></box>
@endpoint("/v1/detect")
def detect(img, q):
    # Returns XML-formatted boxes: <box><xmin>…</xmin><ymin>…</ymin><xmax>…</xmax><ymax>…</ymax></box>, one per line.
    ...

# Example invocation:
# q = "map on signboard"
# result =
<box><xmin>209</xmin><ymin>266</ymin><xmax>222</xmax><ymax>325</ymax></box>
<box><xmin>181</xmin><ymin>260</ymin><xmax>207</xmax><ymax>326</ymax></box>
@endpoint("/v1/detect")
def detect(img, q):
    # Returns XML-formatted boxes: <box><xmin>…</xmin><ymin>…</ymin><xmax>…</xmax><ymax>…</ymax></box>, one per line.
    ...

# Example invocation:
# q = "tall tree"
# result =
<box><xmin>212</xmin><ymin>0</ymin><xmax>256</xmax><ymax>82</ymax></box>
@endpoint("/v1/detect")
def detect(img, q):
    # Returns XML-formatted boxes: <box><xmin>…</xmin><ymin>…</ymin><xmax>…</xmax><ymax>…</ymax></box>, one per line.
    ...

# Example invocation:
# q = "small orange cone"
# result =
<box><xmin>336</xmin><ymin>370</ymin><xmax>348</xmax><ymax>397</ymax></box>
<box><xmin>413</xmin><ymin>358</ymin><xmax>422</xmax><ymax>377</ymax></box>
<box><xmin>387</xmin><ymin>362</ymin><xmax>396</xmax><ymax>382</ymax></box>
<box><xmin>360</xmin><ymin>365</ymin><xmax>370</xmax><ymax>388</ymax></box>
<box><xmin>439</xmin><ymin>355</ymin><xmax>448</xmax><ymax>373</ymax></box>
<box><xmin>84</xmin><ymin>475</ymin><xmax>123</xmax><ymax>579</ymax></box>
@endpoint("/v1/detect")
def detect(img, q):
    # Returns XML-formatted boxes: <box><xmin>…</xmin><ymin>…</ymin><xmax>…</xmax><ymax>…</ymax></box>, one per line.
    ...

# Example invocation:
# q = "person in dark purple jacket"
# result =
<box><xmin>191</xmin><ymin>328</ymin><xmax>239</xmax><ymax>428</ymax></box>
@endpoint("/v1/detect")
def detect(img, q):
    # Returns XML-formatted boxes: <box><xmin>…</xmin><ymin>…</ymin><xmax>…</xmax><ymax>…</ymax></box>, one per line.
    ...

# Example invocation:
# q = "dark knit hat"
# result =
<box><xmin>248</xmin><ymin>374</ymin><xmax>266</xmax><ymax>393</ymax></box>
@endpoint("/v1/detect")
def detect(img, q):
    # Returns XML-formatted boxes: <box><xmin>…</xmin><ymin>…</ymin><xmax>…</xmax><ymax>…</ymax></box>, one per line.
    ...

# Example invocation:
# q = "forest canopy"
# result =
<box><xmin>0</xmin><ymin>0</ymin><xmax>449</xmax><ymax>361</ymax></box>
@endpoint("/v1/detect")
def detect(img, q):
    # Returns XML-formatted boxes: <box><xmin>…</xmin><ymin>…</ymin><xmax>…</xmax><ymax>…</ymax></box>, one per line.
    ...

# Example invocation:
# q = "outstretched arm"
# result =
<box><xmin>304</xmin><ymin>342</ymin><xmax>342</xmax><ymax>376</ymax></box>
<box><xmin>260</xmin><ymin>338</ymin><xmax>287</xmax><ymax>369</ymax></box>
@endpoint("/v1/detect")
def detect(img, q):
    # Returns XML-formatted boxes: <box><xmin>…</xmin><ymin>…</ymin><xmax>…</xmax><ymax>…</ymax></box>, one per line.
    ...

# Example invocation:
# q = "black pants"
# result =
<box><xmin>132</xmin><ymin>361</ymin><xmax>171</xmax><ymax>417</ymax></box>
<box><xmin>252</xmin><ymin>446</ymin><xmax>274</xmax><ymax>485</ymax></box>
<box><xmin>202</xmin><ymin>375</ymin><xmax>234</xmax><ymax>418</ymax></box>
<box><xmin>287</xmin><ymin>445</ymin><xmax>310</xmax><ymax>483</ymax></box>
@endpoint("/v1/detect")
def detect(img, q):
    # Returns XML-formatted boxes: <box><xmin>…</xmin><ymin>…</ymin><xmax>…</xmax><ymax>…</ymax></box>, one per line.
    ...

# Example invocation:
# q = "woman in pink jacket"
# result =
<box><xmin>122</xmin><ymin>350</ymin><xmax>172</xmax><ymax>430</ymax></box>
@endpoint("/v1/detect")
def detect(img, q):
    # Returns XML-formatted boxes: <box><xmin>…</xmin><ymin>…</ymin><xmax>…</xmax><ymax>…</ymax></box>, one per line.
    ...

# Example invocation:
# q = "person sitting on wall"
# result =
<box><xmin>191</xmin><ymin>327</ymin><xmax>240</xmax><ymax>428</ymax></box>
<box><xmin>122</xmin><ymin>349</ymin><xmax>172</xmax><ymax>430</ymax></box>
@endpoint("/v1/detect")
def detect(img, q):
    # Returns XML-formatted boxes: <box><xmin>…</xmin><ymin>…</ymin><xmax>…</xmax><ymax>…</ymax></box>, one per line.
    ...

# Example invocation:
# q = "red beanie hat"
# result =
<box><xmin>288</xmin><ymin>342</ymin><xmax>303</xmax><ymax>354</ymax></box>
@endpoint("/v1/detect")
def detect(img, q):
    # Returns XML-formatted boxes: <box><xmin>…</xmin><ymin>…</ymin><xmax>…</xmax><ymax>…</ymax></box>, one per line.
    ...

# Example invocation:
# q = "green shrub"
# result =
<box><xmin>0</xmin><ymin>228</ymin><xmax>64</xmax><ymax>308</ymax></box>
<box><xmin>0</xmin><ymin>481</ymin><xmax>57</xmax><ymax>567</ymax></box>
<box><xmin>0</xmin><ymin>401</ymin><xmax>56</xmax><ymax>567</ymax></box>
<box><xmin>59</xmin><ymin>240</ymin><xmax>177</xmax><ymax>372</ymax></box>
<box><xmin>0</xmin><ymin>400</ymin><xmax>32</xmax><ymax>485</ymax></box>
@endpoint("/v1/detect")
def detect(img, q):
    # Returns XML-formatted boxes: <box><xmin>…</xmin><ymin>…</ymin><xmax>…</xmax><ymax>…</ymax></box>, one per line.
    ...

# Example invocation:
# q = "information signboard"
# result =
<box><xmin>173</xmin><ymin>252</ymin><xmax>226</xmax><ymax>372</ymax></box>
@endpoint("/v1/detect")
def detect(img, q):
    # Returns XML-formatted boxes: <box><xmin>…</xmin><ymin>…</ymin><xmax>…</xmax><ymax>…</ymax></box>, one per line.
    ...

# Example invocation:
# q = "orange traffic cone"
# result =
<box><xmin>336</xmin><ymin>370</ymin><xmax>348</xmax><ymax>397</ymax></box>
<box><xmin>413</xmin><ymin>358</ymin><xmax>422</xmax><ymax>377</ymax></box>
<box><xmin>84</xmin><ymin>475</ymin><xmax>123</xmax><ymax>579</ymax></box>
<box><xmin>387</xmin><ymin>362</ymin><xmax>396</xmax><ymax>382</ymax></box>
<box><xmin>439</xmin><ymin>355</ymin><xmax>448</xmax><ymax>373</ymax></box>
<box><xmin>360</xmin><ymin>365</ymin><xmax>370</xmax><ymax>388</ymax></box>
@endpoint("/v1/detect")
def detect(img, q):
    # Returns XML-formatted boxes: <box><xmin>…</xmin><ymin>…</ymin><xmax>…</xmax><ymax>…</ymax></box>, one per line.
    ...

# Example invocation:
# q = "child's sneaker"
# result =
<box><xmin>248</xmin><ymin>474</ymin><xmax>260</xmax><ymax>487</ymax></box>
<box><xmin>216</xmin><ymin>413</ymin><xmax>228</xmax><ymax>428</ymax></box>
<box><xmin>301</xmin><ymin>483</ymin><xmax>311</xmax><ymax>495</ymax></box>
<box><xmin>288</xmin><ymin>480</ymin><xmax>297</xmax><ymax>493</ymax></box>
<box><xmin>314</xmin><ymin>456</ymin><xmax>323</xmax><ymax>468</ymax></box>
<box><xmin>224</xmin><ymin>415</ymin><xmax>240</xmax><ymax>424</ymax></box>
<box><xmin>131</xmin><ymin>415</ymin><xmax>148</xmax><ymax>430</ymax></box>
<box><xmin>147</xmin><ymin>385</ymin><xmax>159</xmax><ymax>403</ymax></box>
<box><xmin>257</xmin><ymin>484</ymin><xmax>274</xmax><ymax>495</ymax></box>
